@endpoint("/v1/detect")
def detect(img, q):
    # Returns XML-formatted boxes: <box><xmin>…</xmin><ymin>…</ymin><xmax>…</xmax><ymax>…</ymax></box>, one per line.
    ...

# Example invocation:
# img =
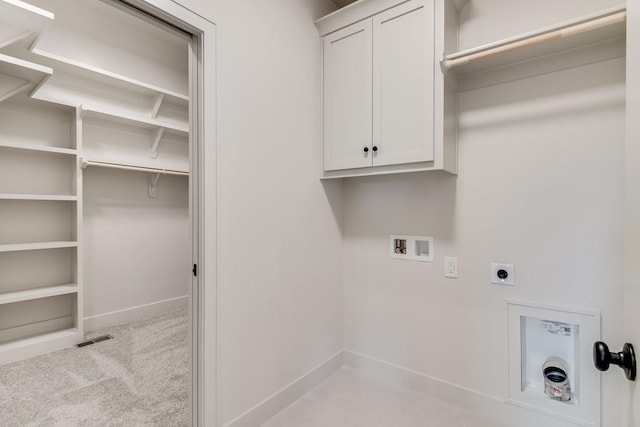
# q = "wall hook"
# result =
<box><xmin>593</xmin><ymin>341</ymin><xmax>636</xmax><ymax>381</ymax></box>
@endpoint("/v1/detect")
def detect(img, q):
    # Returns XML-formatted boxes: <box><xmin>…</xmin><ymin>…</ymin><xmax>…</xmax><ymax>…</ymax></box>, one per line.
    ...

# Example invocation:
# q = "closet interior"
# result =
<box><xmin>0</xmin><ymin>0</ymin><xmax>191</xmax><ymax>365</ymax></box>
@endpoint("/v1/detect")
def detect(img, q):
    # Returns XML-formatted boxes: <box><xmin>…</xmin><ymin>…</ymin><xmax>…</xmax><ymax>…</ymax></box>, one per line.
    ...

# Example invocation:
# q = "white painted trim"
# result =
<box><xmin>83</xmin><ymin>295</ymin><xmax>188</xmax><ymax>332</ymax></box>
<box><xmin>223</xmin><ymin>351</ymin><xmax>345</xmax><ymax>427</ymax></box>
<box><xmin>343</xmin><ymin>350</ymin><xmax>585</xmax><ymax>427</ymax></box>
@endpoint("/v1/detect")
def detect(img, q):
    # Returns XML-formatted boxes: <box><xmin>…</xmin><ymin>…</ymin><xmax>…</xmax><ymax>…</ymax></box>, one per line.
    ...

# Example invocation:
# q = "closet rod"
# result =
<box><xmin>82</xmin><ymin>160</ymin><xmax>188</xmax><ymax>176</ymax></box>
<box><xmin>442</xmin><ymin>10</ymin><xmax>626</xmax><ymax>71</ymax></box>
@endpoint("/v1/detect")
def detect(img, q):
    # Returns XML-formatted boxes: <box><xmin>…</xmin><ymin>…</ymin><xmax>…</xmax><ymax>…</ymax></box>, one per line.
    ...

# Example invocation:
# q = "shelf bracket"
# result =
<box><xmin>148</xmin><ymin>172</ymin><xmax>161</xmax><ymax>198</ymax></box>
<box><xmin>149</xmin><ymin>127</ymin><xmax>165</xmax><ymax>159</ymax></box>
<box><xmin>151</xmin><ymin>93</ymin><xmax>165</xmax><ymax>119</ymax></box>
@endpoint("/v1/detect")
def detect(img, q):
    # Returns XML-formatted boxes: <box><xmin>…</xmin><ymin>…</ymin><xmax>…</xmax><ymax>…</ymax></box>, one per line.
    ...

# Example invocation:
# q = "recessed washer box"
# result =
<box><xmin>389</xmin><ymin>235</ymin><xmax>433</xmax><ymax>262</ymax></box>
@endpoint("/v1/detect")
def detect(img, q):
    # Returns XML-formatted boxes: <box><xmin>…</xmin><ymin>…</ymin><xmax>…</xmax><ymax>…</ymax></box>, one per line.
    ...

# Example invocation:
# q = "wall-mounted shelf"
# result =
<box><xmin>29</xmin><ymin>68</ymin><xmax>188</xmax><ymax>128</ymax></box>
<box><xmin>0</xmin><ymin>52</ymin><xmax>52</xmax><ymax>84</ymax></box>
<box><xmin>0</xmin><ymin>283</ymin><xmax>77</xmax><ymax>305</ymax></box>
<box><xmin>81</xmin><ymin>105</ymin><xmax>189</xmax><ymax>135</ymax></box>
<box><xmin>0</xmin><ymin>193</ymin><xmax>77</xmax><ymax>201</ymax></box>
<box><xmin>0</xmin><ymin>141</ymin><xmax>76</xmax><ymax>155</ymax></box>
<box><xmin>32</xmin><ymin>26</ymin><xmax>187</xmax><ymax>100</ymax></box>
<box><xmin>442</xmin><ymin>5</ymin><xmax>626</xmax><ymax>89</ymax></box>
<box><xmin>0</xmin><ymin>52</ymin><xmax>52</xmax><ymax>102</ymax></box>
<box><xmin>0</xmin><ymin>0</ymin><xmax>53</xmax><ymax>42</ymax></box>
<box><xmin>0</xmin><ymin>0</ymin><xmax>53</xmax><ymax>102</ymax></box>
<box><xmin>0</xmin><ymin>241</ymin><xmax>77</xmax><ymax>253</ymax></box>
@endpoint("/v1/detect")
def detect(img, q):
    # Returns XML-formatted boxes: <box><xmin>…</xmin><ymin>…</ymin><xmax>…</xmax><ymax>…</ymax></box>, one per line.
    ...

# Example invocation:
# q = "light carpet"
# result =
<box><xmin>0</xmin><ymin>308</ymin><xmax>189</xmax><ymax>426</ymax></box>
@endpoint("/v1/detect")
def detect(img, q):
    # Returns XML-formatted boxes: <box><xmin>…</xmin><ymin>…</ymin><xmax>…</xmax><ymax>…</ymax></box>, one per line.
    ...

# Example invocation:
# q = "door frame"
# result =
<box><xmin>625</xmin><ymin>1</ymin><xmax>640</xmax><ymax>426</ymax></box>
<box><xmin>108</xmin><ymin>1</ymin><xmax>217</xmax><ymax>425</ymax></box>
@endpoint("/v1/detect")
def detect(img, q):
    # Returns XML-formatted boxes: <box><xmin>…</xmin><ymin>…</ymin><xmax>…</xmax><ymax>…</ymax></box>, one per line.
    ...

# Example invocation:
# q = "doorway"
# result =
<box><xmin>0</xmin><ymin>0</ymin><xmax>215</xmax><ymax>424</ymax></box>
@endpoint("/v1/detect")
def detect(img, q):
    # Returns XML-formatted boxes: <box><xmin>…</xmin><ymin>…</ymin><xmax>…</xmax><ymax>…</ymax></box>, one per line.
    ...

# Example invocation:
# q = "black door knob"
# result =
<box><xmin>372</xmin><ymin>146</ymin><xmax>378</xmax><ymax>152</ymax></box>
<box><xmin>363</xmin><ymin>147</ymin><xmax>369</xmax><ymax>153</ymax></box>
<box><xmin>593</xmin><ymin>341</ymin><xmax>636</xmax><ymax>381</ymax></box>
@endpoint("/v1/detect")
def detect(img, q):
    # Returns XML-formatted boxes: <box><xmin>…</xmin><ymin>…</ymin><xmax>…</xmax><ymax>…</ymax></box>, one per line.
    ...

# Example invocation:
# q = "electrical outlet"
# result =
<box><xmin>445</xmin><ymin>257</ymin><xmax>458</xmax><ymax>278</ymax></box>
<box><xmin>492</xmin><ymin>263</ymin><xmax>514</xmax><ymax>286</ymax></box>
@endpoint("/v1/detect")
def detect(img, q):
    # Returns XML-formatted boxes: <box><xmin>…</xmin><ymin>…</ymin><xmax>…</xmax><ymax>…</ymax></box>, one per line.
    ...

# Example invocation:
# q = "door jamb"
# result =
<box><xmin>108</xmin><ymin>1</ymin><xmax>217</xmax><ymax>425</ymax></box>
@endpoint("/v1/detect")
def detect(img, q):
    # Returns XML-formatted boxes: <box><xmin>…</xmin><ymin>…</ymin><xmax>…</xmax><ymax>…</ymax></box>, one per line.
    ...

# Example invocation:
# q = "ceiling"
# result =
<box><xmin>333</xmin><ymin>0</ymin><xmax>358</xmax><ymax>8</ymax></box>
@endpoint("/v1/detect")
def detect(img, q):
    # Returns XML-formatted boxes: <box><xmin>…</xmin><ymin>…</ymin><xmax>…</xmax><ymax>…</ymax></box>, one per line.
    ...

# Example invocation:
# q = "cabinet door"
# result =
<box><xmin>372</xmin><ymin>0</ymin><xmax>434</xmax><ymax>167</ymax></box>
<box><xmin>323</xmin><ymin>20</ymin><xmax>373</xmax><ymax>171</ymax></box>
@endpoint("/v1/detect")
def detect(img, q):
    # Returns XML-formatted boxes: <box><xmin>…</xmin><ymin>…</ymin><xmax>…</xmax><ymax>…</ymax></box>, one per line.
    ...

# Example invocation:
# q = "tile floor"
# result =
<box><xmin>262</xmin><ymin>367</ymin><xmax>510</xmax><ymax>427</ymax></box>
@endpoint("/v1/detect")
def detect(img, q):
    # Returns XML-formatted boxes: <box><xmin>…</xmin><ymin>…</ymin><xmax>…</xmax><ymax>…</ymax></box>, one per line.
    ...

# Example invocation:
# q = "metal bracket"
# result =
<box><xmin>151</xmin><ymin>93</ymin><xmax>164</xmax><ymax>119</ymax></box>
<box><xmin>149</xmin><ymin>127</ymin><xmax>165</xmax><ymax>159</ymax></box>
<box><xmin>148</xmin><ymin>172</ymin><xmax>161</xmax><ymax>198</ymax></box>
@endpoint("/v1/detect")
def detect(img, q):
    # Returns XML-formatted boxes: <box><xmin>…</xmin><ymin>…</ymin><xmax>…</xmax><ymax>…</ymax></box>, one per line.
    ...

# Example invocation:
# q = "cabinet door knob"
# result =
<box><xmin>372</xmin><ymin>146</ymin><xmax>378</xmax><ymax>152</ymax></box>
<box><xmin>363</xmin><ymin>147</ymin><xmax>369</xmax><ymax>153</ymax></box>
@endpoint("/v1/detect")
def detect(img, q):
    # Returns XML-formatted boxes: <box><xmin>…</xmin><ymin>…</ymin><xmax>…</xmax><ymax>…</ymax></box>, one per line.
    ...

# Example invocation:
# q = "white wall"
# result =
<box><xmin>343</xmin><ymin>1</ymin><xmax>625</xmax><ymax>425</ymax></box>
<box><xmin>83</xmin><ymin>168</ymin><xmax>190</xmax><ymax>324</ymax></box>
<box><xmin>170</xmin><ymin>0</ymin><xmax>344</xmax><ymax>424</ymax></box>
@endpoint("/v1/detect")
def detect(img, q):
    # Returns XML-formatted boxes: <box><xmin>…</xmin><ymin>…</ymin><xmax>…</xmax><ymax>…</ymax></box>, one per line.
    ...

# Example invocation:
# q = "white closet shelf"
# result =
<box><xmin>82</xmin><ymin>159</ymin><xmax>189</xmax><ymax>176</ymax></box>
<box><xmin>0</xmin><ymin>75</ymin><xmax>29</xmax><ymax>103</ymax></box>
<box><xmin>0</xmin><ymin>241</ymin><xmax>78</xmax><ymax>253</ymax></box>
<box><xmin>0</xmin><ymin>141</ymin><xmax>76</xmax><ymax>155</ymax></box>
<box><xmin>31</xmin><ymin>27</ymin><xmax>188</xmax><ymax>100</ymax></box>
<box><xmin>31</xmin><ymin>71</ymin><xmax>188</xmax><ymax>128</ymax></box>
<box><xmin>0</xmin><ymin>193</ymin><xmax>77</xmax><ymax>201</ymax></box>
<box><xmin>0</xmin><ymin>53</ymin><xmax>52</xmax><ymax>83</ymax></box>
<box><xmin>0</xmin><ymin>284</ymin><xmax>78</xmax><ymax>306</ymax></box>
<box><xmin>442</xmin><ymin>6</ymin><xmax>626</xmax><ymax>76</ymax></box>
<box><xmin>0</xmin><ymin>0</ymin><xmax>53</xmax><ymax>35</ymax></box>
<box><xmin>81</xmin><ymin>105</ymin><xmax>189</xmax><ymax>135</ymax></box>
<box><xmin>0</xmin><ymin>52</ymin><xmax>52</xmax><ymax>102</ymax></box>
<box><xmin>31</xmin><ymin>44</ymin><xmax>188</xmax><ymax>103</ymax></box>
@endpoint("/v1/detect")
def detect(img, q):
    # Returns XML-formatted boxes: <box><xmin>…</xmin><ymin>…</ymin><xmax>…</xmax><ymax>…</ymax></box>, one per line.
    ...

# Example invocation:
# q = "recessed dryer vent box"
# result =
<box><xmin>506</xmin><ymin>300</ymin><xmax>600</xmax><ymax>426</ymax></box>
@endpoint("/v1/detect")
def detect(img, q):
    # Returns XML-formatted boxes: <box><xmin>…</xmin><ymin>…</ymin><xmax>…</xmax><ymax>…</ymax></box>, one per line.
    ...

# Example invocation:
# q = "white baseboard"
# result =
<box><xmin>223</xmin><ymin>350</ymin><xmax>344</xmax><ymax>427</ymax></box>
<box><xmin>83</xmin><ymin>295</ymin><xmax>189</xmax><ymax>332</ymax></box>
<box><xmin>343</xmin><ymin>350</ymin><xmax>582</xmax><ymax>427</ymax></box>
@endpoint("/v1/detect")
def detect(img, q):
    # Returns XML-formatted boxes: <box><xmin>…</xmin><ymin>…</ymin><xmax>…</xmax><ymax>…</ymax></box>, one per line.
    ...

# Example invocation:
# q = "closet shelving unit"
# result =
<box><xmin>0</xmin><ymin>103</ymin><xmax>80</xmax><ymax>365</ymax></box>
<box><xmin>442</xmin><ymin>5</ymin><xmax>626</xmax><ymax>89</ymax></box>
<box><xmin>0</xmin><ymin>0</ymin><xmax>190</xmax><ymax>364</ymax></box>
<box><xmin>24</xmin><ymin>7</ymin><xmax>190</xmax><ymax>176</ymax></box>
<box><xmin>0</xmin><ymin>0</ymin><xmax>79</xmax><ymax>364</ymax></box>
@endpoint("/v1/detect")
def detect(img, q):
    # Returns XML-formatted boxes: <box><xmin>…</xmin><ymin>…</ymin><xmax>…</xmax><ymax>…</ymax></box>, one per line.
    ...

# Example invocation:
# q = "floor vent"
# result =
<box><xmin>76</xmin><ymin>334</ymin><xmax>113</xmax><ymax>348</ymax></box>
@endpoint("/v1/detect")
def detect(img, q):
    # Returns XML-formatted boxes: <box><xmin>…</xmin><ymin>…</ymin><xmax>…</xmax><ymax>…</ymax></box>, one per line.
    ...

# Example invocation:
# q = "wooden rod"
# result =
<box><xmin>444</xmin><ymin>11</ymin><xmax>626</xmax><ymax>70</ymax></box>
<box><xmin>84</xmin><ymin>160</ymin><xmax>188</xmax><ymax>176</ymax></box>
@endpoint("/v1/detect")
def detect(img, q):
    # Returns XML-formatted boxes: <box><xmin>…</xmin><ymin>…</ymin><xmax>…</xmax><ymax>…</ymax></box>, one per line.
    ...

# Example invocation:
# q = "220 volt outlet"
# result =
<box><xmin>491</xmin><ymin>263</ymin><xmax>514</xmax><ymax>286</ymax></box>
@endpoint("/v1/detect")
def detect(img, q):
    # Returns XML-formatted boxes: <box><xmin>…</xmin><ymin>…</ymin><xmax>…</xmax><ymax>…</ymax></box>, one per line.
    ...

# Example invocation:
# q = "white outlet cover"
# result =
<box><xmin>445</xmin><ymin>257</ymin><xmax>458</xmax><ymax>278</ymax></box>
<box><xmin>492</xmin><ymin>263</ymin><xmax>514</xmax><ymax>286</ymax></box>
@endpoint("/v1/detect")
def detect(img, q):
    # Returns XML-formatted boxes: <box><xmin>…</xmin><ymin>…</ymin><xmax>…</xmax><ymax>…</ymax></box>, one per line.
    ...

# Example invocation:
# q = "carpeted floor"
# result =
<box><xmin>0</xmin><ymin>308</ymin><xmax>189</xmax><ymax>426</ymax></box>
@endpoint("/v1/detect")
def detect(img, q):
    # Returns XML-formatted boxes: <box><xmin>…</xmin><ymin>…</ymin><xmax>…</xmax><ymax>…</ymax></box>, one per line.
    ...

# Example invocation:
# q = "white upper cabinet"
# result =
<box><xmin>373</xmin><ymin>1</ymin><xmax>434</xmax><ymax>167</ymax></box>
<box><xmin>323</xmin><ymin>20</ymin><xmax>372</xmax><ymax>171</ymax></box>
<box><xmin>316</xmin><ymin>0</ymin><xmax>460</xmax><ymax>178</ymax></box>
